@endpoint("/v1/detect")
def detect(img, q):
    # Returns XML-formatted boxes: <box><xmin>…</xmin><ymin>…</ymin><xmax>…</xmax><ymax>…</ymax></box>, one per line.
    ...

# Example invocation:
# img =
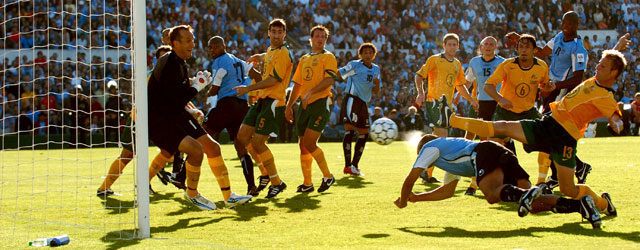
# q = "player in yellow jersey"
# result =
<box><xmin>414</xmin><ymin>33</ymin><xmax>477</xmax><ymax>183</ymax></box>
<box><xmin>234</xmin><ymin>19</ymin><xmax>293</xmax><ymax>198</ymax></box>
<box><xmin>483</xmin><ymin>35</ymin><xmax>554</xmax><ymax>190</ymax></box>
<box><xmin>443</xmin><ymin>49</ymin><xmax>628</xmax><ymax>228</ymax></box>
<box><xmin>285</xmin><ymin>25</ymin><xmax>338</xmax><ymax>193</ymax></box>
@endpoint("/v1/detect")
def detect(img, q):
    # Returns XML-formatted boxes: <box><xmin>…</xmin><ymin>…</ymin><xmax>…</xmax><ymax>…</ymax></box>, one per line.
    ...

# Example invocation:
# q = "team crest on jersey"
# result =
<box><xmin>531</xmin><ymin>74</ymin><xmax>538</xmax><ymax>80</ymax></box>
<box><xmin>583</xmin><ymin>85</ymin><xmax>595</xmax><ymax>95</ymax></box>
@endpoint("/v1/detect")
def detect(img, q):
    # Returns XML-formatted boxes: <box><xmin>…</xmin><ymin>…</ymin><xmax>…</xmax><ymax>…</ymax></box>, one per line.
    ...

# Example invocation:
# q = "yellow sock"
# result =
<box><xmin>310</xmin><ymin>148</ymin><xmax>332</xmax><ymax>178</ymax></box>
<box><xmin>427</xmin><ymin>166</ymin><xmax>434</xmax><ymax>178</ymax></box>
<box><xmin>208</xmin><ymin>155</ymin><xmax>231</xmax><ymax>200</ymax></box>
<box><xmin>100</xmin><ymin>158</ymin><xmax>126</xmax><ymax>190</ymax></box>
<box><xmin>149</xmin><ymin>153</ymin><xmax>170</xmax><ymax>180</ymax></box>
<box><xmin>185</xmin><ymin>161</ymin><xmax>201</xmax><ymax>197</ymax></box>
<box><xmin>576</xmin><ymin>185</ymin><xmax>608</xmax><ymax>211</ymax></box>
<box><xmin>259</xmin><ymin>149</ymin><xmax>281</xmax><ymax>185</ymax></box>
<box><xmin>469</xmin><ymin>177</ymin><xmax>478</xmax><ymax>189</ymax></box>
<box><xmin>450</xmin><ymin>114</ymin><xmax>495</xmax><ymax>137</ymax></box>
<box><xmin>537</xmin><ymin>152</ymin><xmax>551</xmax><ymax>184</ymax></box>
<box><xmin>301</xmin><ymin>153</ymin><xmax>313</xmax><ymax>186</ymax></box>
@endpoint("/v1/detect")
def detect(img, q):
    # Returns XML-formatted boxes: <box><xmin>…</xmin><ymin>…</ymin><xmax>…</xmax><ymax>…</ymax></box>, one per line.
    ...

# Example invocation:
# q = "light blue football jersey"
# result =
<box><xmin>412</xmin><ymin>137</ymin><xmax>478</xmax><ymax>177</ymax></box>
<box><xmin>209</xmin><ymin>53</ymin><xmax>251</xmax><ymax>100</ymax></box>
<box><xmin>338</xmin><ymin>60</ymin><xmax>381</xmax><ymax>103</ymax></box>
<box><xmin>546</xmin><ymin>32</ymin><xmax>588</xmax><ymax>82</ymax></box>
<box><xmin>465</xmin><ymin>55</ymin><xmax>506</xmax><ymax>101</ymax></box>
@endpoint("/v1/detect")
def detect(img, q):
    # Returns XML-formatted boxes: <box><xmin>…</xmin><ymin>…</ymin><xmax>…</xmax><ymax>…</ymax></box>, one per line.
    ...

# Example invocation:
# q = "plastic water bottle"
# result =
<box><xmin>29</xmin><ymin>234</ymin><xmax>70</xmax><ymax>247</ymax></box>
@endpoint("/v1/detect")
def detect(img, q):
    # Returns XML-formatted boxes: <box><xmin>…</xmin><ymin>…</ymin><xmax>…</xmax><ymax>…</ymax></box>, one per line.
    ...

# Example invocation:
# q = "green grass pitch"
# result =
<box><xmin>1</xmin><ymin>137</ymin><xmax>639</xmax><ymax>249</ymax></box>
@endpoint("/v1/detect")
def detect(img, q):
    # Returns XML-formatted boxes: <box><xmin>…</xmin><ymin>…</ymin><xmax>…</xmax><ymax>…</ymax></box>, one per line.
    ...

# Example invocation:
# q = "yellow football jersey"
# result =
<box><xmin>292</xmin><ymin>50</ymin><xmax>338</xmax><ymax>104</ymax></box>
<box><xmin>259</xmin><ymin>43</ymin><xmax>293</xmax><ymax>106</ymax></box>
<box><xmin>550</xmin><ymin>78</ymin><xmax>620</xmax><ymax>140</ymax></box>
<box><xmin>486</xmin><ymin>57</ymin><xmax>549</xmax><ymax>113</ymax></box>
<box><xmin>416</xmin><ymin>54</ymin><xmax>465</xmax><ymax>105</ymax></box>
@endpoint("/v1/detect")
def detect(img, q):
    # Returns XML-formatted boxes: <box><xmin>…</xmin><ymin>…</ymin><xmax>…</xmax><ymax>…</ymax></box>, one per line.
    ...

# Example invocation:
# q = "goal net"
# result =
<box><xmin>0</xmin><ymin>0</ymin><xmax>149</xmax><ymax>244</ymax></box>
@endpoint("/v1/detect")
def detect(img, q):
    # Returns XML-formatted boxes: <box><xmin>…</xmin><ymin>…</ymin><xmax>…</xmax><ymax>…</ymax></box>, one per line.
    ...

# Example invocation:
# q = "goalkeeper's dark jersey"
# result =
<box><xmin>148</xmin><ymin>51</ymin><xmax>197</xmax><ymax>116</ymax></box>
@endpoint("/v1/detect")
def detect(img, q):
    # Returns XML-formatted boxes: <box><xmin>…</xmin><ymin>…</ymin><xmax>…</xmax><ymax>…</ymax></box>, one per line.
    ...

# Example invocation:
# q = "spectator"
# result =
<box><xmin>387</xmin><ymin>109</ymin><xmax>404</xmax><ymax>131</ymax></box>
<box><xmin>402</xmin><ymin>106</ymin><xmax>424</xmax><ymax>132</ymax></box>
<box><xmin>371</xmin><ymin>107</ymin><xmax>383</xmax><ymax>122</ymax></box>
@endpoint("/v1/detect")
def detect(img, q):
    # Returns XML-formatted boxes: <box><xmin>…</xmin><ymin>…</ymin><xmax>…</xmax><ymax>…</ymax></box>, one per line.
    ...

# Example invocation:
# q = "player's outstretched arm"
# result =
<box><xmin>302</xmin><ymin>76</ymin><xmax>335</xmax><ymax>108</ymax></box>
<box><xmin>372</xmin><ymin>78</ymin><xmax>381</xmax><ymax>95</ymax></box>
<box><xmin>410</xmin><ymin>179</ymin><xmax>458</xmax><ymax>202</ymax></box>
<box><xmin>232</xmin><ymin>76</ymin><xmax>278</xmax><ymax>96</ymax></box>
<box><xmin>455</xmin><ymin>84</ymin><xmax>479</xmax><ymax>111</ymax></box>
<box><xmin>285</xmin><ymin>83</ymin><xmax>302</xmax><ymax>123</ymax></box>
<box><xmin>414</xmin><ymin>74</ymin><xmax>426</xmax><ymax>104</ymax></box>
<box><xmin>394</xmin><ymin>168</ymin><xmax>423</xmax><ymax>208</ymax></box>
<box><xmin>553</xmin><ymin>70</ymin><xmax>583</xmax><ymax>90</ymax></box>
<box><xmin>484</xmin><ymin>83</ymin><xmax>513</xmax><ymax>109</ymax></box>
<box><xmin>613</xmin><ymin>33</ymin><xmax>631</xmax><ymax>51</ymax></box>
<box><xmin>607</xmin><ymin>112</ymin><xmax>624</xmax><ymax>135</ymax></box>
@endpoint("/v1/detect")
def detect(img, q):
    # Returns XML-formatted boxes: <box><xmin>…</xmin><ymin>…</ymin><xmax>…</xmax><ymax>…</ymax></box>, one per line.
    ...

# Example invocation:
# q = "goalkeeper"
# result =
<box><xmin>97</xmin><ymin>46</ymin><xmax>196</xmax><ymax>196</ymax></box>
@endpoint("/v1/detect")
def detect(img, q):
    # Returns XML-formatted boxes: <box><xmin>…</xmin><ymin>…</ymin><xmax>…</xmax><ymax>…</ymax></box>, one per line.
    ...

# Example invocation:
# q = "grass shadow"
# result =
<box><xmin>149</xmin><ymin>191</ymin><xmax>176</xmax><ymax>204</ymax></box>
<box><xmin>232</xmin><ymin>198</ymin><xmax>270</xmax><ymax>221</ymax></box>
<box><xmin>273</xmin><ymin>192</ymin><xmax>322</xmax><ymax>213</ymax></box>
<box><xmin>362</xmin><ymin>233</ymin><xmax>390</xmax><ymax>238</ymax></box>
<box><xmin>101</xmin><ymin>216</ymin><xmax>235</xmax><ymax>250</ymax></box>
<box><xmin>101</xmin><ymin>197</ymin><xmax>134</xmax><ymax>215</ymax></box>
<box><xmin>335</xmin><ymin>176</ymin><xmax>374</xmax><ymax>189</ymax></box>
<box><xmin>398</xmin><ymin>223</ymin><xmax>640</xmax><ymax>243</ymax></box>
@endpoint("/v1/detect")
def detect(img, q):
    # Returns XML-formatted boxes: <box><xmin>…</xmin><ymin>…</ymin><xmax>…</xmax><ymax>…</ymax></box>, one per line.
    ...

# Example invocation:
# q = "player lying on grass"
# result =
<box><xmin>440</xmin><ymin>49</ymin><xmax>627</xmax><ymax>225</ymax></box>
<box><xmin>394</xmin><ymin>134</ymin><xmax>603</xmax><ymax>229</ymax></box>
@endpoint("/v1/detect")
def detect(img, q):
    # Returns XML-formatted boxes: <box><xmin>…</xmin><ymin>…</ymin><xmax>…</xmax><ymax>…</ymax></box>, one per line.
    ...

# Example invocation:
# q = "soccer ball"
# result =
<box><xmin>369</xmin><ymin>118</ymin><xmax>398</xmax><ymax>145</ymax></box>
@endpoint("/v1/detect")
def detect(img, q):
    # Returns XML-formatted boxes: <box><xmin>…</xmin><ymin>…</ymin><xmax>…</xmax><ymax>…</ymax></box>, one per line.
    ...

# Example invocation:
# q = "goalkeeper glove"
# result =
<box><xmin>190</xmin><ymin>70</ymin><xmax>212</xmax><ymax>92</ymax></box>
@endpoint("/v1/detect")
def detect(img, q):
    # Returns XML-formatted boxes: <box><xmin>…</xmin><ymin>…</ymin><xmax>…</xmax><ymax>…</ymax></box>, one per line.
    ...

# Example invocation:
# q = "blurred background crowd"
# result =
<box><xmin>2</xmin><ymin>0</ymin><xmax>640</xmax><ymax>142</ymax></box>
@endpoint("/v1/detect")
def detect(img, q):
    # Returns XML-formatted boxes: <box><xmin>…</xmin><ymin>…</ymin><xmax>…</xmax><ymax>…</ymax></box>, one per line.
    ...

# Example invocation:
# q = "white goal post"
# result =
<box><xmin>0</xmin><ymin>0</ymin><xmax>149</xmax><ymax>244</ymax></box>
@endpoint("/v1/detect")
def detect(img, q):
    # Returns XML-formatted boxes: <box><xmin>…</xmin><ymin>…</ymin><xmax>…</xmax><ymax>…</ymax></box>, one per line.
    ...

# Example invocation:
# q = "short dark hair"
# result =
<box><xmin>517</xmin><ymin>34</ymin><xmax>536</xmax><ymax>48</ymax></box>
<box><xmin>155</xmin><ymin>45</ymin><xmax>172</xmax><ymax>59</ymax></box>
<box><xmin>169</xmin><ymin>25</ymin><xmax>193</xmax><ymax>43</ymax></box>
<box><xmin>358</xmin><ymin>43</ymin><xmax>377</xmax><ymax>56</ymax></box>
<box><xmin>562</xmin><ymin>11</ymin><xmax>580</xmax><ymax>23</ymax></box>
<box><xmin>269</xmin><ymin>18</ymin><xmax>286</xmax><ymax>31</ymax></box>
<box><xmin>602</xmin><ymin>49</ymin><xmax>627</xmax><ymax>78</ymax></box>
<box><xmin>417</xmin><ymin>134</ymin><xmax>438</xmax><ymax>154</ymax></box>
<box><xmin>310</xmin><ymin>25</ymin><xmax>330</xmax><ymax>38</ymax></box>
<box><xmin>208</xmin><ymin>36</ymin><xmax>225</xmax><ymax>47</ymax></box>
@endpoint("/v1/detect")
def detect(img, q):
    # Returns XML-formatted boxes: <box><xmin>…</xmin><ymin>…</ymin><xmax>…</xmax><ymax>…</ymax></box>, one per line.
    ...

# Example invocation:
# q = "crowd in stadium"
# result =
<box><xmin>2</xmin><ymin>0</ymin><xmax>640</xmax><ymax>137</ymax></box>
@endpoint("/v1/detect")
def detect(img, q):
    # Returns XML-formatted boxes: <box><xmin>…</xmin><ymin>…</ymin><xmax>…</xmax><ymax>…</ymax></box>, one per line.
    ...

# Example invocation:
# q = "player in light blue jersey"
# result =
<box><xmin>507</xmin><ymin>11</ymin><xmax>591</xmax><ymax>190</ymax></box>
<box><xmin>466</xmin><ymin>36</ymin><xmax>505</xmax><ymax>123</ymax></box>
<box><xmin>202</xmin><ymin>36</ymin><xmax>263</xmax><ymax>195</ymax></box>
<box><xmin>461</xmin><ymin>36</ymin><xmax>505</xmax><ymax>196</ymax></box>
<box><xmin>393</xmin><ymin>135</ymin><xmax>603</xmax><ymax>228</ymax></box>
<box><xmin>337</xmin><ymin>43</ymin><xmax>381</xmax><ymax>176</ymax></box>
